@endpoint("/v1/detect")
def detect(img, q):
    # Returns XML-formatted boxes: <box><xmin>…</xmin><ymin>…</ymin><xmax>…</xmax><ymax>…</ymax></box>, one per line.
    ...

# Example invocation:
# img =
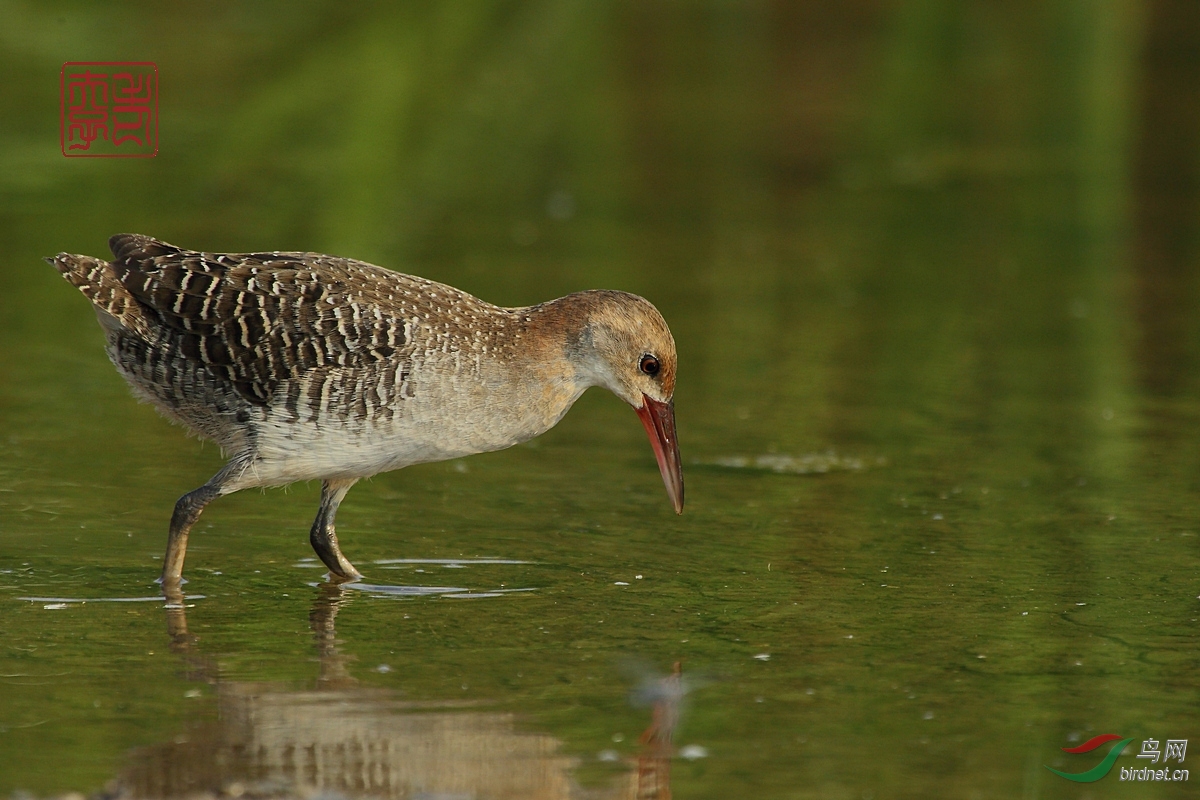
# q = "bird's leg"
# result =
<box><xmin>161</xmin><ymin>462</ymin><xmax>243</xmax><ymax>587</ymax></box>
<box><xmin>310</xmin><ymin>478</ymin><xmax>362</xmax><ymax>582</ymax></box>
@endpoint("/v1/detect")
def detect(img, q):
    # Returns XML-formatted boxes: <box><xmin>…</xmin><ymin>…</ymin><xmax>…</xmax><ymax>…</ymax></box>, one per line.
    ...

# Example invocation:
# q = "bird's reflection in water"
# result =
<box><xmin>631</xmin><ymin>662</ymin><xmax>683</xmax><ymax>800</ymax></box>
<box><xmin>121</xmin><ymin>584</ymin><xmax>684</xmax><ymax>800</ymax></box>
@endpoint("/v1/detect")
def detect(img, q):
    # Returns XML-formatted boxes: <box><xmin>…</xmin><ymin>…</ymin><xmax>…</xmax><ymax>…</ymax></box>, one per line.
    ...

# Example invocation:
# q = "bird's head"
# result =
<box><xmin>568</xmin><ymin>291</ymin><xmax>684</xmax><ymax>514</ymax></box>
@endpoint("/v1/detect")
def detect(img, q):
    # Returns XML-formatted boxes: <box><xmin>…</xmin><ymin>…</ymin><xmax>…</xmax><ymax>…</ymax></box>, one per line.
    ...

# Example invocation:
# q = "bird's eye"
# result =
<box><xmin>639</xmin><ymin>354</ymin><xmax>660</xmax><ymax>376</ymax></box>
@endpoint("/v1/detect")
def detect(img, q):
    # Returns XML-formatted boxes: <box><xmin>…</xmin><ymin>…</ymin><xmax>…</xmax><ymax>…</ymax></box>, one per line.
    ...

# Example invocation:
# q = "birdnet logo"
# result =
<box><xmin>1045</xmin><ymin>734</ymin><xmax>1188</xmax><ymax>783</ymax></box>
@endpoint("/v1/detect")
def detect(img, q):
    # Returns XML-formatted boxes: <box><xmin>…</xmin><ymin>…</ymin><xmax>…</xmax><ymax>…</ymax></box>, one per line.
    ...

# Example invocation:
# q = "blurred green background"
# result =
<box><xmin>1</xmin><ymin>1</ymin><xmax>1199</xmax><ymax>798</ymax></box>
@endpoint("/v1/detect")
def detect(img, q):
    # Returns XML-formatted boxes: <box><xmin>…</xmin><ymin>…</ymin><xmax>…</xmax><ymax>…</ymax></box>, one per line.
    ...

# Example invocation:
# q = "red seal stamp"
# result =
<box><xmin>60</xmin><ymin>62</ymin><xmax>158</xmax><ymax>157</ymax></box>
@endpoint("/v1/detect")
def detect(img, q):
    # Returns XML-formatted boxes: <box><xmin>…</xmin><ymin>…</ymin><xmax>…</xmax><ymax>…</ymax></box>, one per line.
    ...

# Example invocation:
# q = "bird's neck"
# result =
<box><xmin>469</xmin><ymin>293</ymin><xmax>611</xmax><ymax>441</ymax></box>
<box><xmin>518</xmin><ymin>291</ymin><xmax>612</xmax><ymax>389</ymax></box>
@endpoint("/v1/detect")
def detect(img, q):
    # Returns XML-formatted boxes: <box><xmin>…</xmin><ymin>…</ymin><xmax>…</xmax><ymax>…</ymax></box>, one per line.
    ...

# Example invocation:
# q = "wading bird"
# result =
<box><xmin>48</xmin><ymin>235</ymin><xmax>683</xmax><ymax>585</ymax></box>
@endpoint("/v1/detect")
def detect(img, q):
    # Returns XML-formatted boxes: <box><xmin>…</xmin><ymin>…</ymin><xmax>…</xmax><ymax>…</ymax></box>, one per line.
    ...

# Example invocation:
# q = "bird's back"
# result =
<box><xmin>48</xmin><ymin>235</ymin><xmax>515</xmax><ymax>475</ymax></box>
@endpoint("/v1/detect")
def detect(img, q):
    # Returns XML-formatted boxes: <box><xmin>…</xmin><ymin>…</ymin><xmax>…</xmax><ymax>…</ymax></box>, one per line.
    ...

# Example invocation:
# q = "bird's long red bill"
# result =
<box><xmin>634</xmin><ymin>395</ymin><xmax>684</xmax><ymax>514</ymax></box>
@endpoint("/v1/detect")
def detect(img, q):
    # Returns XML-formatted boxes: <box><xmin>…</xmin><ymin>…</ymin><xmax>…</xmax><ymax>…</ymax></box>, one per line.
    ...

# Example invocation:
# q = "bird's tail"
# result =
<box><xmin>45</xmin><ymin>250</ymin><xmax>152</xmax><ymax>337</ymax></box>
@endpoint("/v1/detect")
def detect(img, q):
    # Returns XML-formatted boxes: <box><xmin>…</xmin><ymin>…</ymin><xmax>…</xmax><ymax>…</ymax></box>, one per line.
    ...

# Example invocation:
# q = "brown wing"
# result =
<box><xmin>108</xmin><ymin>234</ymin><xmax>409</xmax><ymax>406</ymax></box>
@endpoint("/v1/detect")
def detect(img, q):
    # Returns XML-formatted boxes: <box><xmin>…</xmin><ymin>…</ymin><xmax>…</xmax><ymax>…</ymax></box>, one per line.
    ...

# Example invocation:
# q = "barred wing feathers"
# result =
<box><xmin>105</xmin><ymin>234</ymin><xmax>411</xmax><ymax>407</ymax></box>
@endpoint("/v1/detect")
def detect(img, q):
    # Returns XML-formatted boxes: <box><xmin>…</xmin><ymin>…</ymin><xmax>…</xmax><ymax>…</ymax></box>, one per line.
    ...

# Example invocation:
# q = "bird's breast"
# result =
<box><xmin>247</xmin><ymin>342</ymin><xmax>584</xmax><ymax>484</ymax></box>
